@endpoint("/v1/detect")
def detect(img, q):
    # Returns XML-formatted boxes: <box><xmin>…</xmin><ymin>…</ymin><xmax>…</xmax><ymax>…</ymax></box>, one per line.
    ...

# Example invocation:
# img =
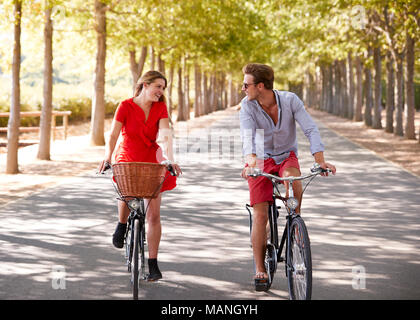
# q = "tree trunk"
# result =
<box><xmin>385</xmin><ymin>51</ymin><xmax>395</xmax><ymax>133</ymax></box>
<box><xmin>219</xmin><ymin>73</ymin><xmax>224</xmax><ymax>110</ymax></box>
<box><xmin>210</xmin><ymin>73</ymin><xmax>216</xmax><ymax>112</ymax></box>
<box><xmin>129</xmin><ymin>50</ymin><xmax>137</xmax><ymax>88</ymax></box>
<box><xmin>167</xmin><ymin>65</ymin><xmax>174</xmax><ymax>118</ymax></box>
<box><xmin>364</xmin><ymin>49</ymin><xmax>373</xmax><ymax>127</ymax></box>
<box><xmin>354</xmin><ymin>56</ymin><xmax>363</xmax><ymax>121</ymax></box>
<box><xmin>327</xmin><ymin>64</ymin><xmax>333</xmax><ymax>113</ymax></box>
<box><xmin>6</xmin><ymin>0</ymin><xmax>22</xmax><ymax>174</ymax></box>
<box><xmin>176</xmin><ymin>65</ymin><xmax>185</xmax><ymax>121</ymax></box>
<box><xmin>372</xmin><ymin>46</ymin><xmax>382</xmax><ymax>129</ymax></box>
<box><xmin>129</xmin><ymin>46</ymin><xmax>147</xmax><ymax>89</ymax></box>
<box><xmin>137</xmin><ymin>46</ymin><xmax>147</xmax><ymax>80</ymax></box>
<box><xmin>320</xmin><ymin>65</ymin><xmax>326</xmax><ymax>111</ymax></box>
<box><xmin>202</xmin><ymin>72</ymin><xmax>209</xmax><ymax>115</ymax></box>
<box><xmin>158</xmin><ymin>52</ymin><xmax>165</xmax><ymax>75</ymax></box>
<box><xmin>394</xmin><ymin>57</ymin><xmax>404</xmax><ymax>136</ymax></box>
<box><xmin>304</xmin><ymin>69</ymin><xmax>311</xmax><ymax>108</ymax></box>
<box><xmin>90</xmin><ymin>0</ymin><xmax>106</xmax><ymax>146</ymax></box>
<box><xmin>314</xmin><ymin>68</ymin><xmax>321</xmax><ymax>109</ymax></box>
<box><xmin>37</xmin><ymin>3</ymin><xmax>53</xmax><ymax>160</ymax></box>
<box><xmin>183</xmin><ymin>57</ymin><xmax>190</xmax><ymax>120</ymax></box>
<box><xmin>333</xmin><ymin>60</ymin><xmax>341</xmax><ymax>116</ymax></box>
<box><xmin>340</xmin><ymin>59</ymin><xmax>348</xmax><ymax>118</ymax></box>
<box><xmin>404</xmin><ymin>34</ymin><xmax>415</xmax><ymax>140</ymax></box>
<box><xmin>347</xmin><ymin>52</ymin><xmax>355</xmax><ymax>120</ymax></box>
<box><xmin>150</xmin><ymin>46</ymin><xmax>155</xmax><ymax>70</ymax></box>
<box><xmin>228</xmin><ymin>75</ymin><xmax>235</xmax><ymax>107</ymax></box>
<box><xmin>194</xmin><ymin>64</ymin><xmax>202</xmax><ymax>117</ymax></box>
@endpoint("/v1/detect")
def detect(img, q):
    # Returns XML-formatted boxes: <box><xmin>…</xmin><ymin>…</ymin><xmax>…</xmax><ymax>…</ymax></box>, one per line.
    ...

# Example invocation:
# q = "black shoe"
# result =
<box><xmin>112</xmin><ymin>222</ymin><xmax>126</xmax><ymax>249</ymax></box>
<box><xmin>147</xmin><ymin>258</ymin><xmax>162</xmax><ymax>281</ymax></box>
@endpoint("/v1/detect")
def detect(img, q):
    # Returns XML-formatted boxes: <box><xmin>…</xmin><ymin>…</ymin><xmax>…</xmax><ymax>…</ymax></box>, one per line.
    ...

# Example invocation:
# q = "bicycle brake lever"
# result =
<box><xmin>310</xmin><ymin>163</ymin><xmax>321</xmax><ymax>173</ymax></box>
<box><xmin>247</xmin><ymin>167</ymin><xmax>262</xmax><ymax>177</ymax></box>
<box><xmin>161</xmin><ymin>160</ymin><xmax>176</xmax><ymax>176</ymax></box>
<box><xmin>168</xmin><ymin>164</ymin><xmax>176</xmax><ymax>176</ymax></box>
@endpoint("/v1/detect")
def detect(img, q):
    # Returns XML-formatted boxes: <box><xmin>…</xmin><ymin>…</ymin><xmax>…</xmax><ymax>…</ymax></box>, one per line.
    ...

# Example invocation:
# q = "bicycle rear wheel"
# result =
<box><xmin>265</xmin><ymin>243</ymin><xmax>277</xmax><ymax>287</ymax></box>
<box><xmin>287</xmin><ymin>216</ymin><xmax>312</xmax><ymax>300</ymax></box>
<box><xmin>132</xmin><ymin>219</ymin><xmax>140</xmax><ymax>300</ymax></box>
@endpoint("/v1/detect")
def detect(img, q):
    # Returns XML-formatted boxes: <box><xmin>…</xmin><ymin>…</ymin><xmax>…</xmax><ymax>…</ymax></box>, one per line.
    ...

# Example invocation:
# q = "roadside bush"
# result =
<box><xmin>54</xmin><ymin>97</ymin><xmax>92</xmax><ymax>122</ymax></box>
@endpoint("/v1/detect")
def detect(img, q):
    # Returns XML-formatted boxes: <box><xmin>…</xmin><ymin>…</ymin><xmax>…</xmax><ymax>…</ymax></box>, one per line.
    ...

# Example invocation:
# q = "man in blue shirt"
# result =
<box><xmin>239</xmin><ymin>63</ymin><xmax>336</xmax><ymax>290</ymax></box>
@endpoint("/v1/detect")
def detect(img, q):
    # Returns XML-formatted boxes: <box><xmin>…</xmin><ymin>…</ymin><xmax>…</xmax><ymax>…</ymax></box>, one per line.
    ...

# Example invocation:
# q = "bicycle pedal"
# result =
<box><xmin>278</xmin><ymin>257</ymin><xmax>284</xmax><ymax>262</ymax></box>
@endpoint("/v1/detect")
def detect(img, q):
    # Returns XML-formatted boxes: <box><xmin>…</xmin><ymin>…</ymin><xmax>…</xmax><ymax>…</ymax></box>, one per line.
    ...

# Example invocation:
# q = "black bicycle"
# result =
<box><xmin>102</xmin><ymin>161</ymin><xmax>174</xmax><ymax>300</ymax></box>
<box><xmin>246</xmin><ymin>163</ymin><xmax>330</xmax><ymax>300</ymax></box>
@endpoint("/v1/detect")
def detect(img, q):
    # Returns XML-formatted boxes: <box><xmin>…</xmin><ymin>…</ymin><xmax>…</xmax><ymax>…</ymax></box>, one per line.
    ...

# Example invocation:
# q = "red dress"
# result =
<box><xmin>114</xmin><ymin>98</ymin><xmax>176</xmax><ymax>192</ymax></box>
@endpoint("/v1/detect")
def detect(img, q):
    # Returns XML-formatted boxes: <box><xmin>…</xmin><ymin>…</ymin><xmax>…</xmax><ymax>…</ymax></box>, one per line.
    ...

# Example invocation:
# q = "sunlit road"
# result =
<box><xmin>1</xmin><ymin>108</ymin><xmax>420</xmax><ymax>300</ymax></box>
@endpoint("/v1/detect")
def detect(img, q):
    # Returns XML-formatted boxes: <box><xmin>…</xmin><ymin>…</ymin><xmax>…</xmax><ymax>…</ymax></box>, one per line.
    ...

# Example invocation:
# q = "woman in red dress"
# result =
<box><xmin>98</xmin><ymin>71</ymin><xmax>181</xmax><ymax>281</ymax></box>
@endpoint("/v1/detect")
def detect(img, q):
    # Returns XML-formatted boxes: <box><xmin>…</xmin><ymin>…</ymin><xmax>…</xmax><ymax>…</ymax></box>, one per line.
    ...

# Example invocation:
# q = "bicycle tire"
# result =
<box><xmin>139</xmin><ymin>220</ymin><xmax>146</xmax><ymax>280</ymax></box>
<box><xmin>132</xmin><ymin>219</ymin><xmax>140</xmax><ymax>300</ymax></box>
<box><xmin>125</xmin><ymin>218</ymin><xmax>133</xmax><ymax>273</ymax></box>
<box><xmin>266</xmin><ymin>205</ymin><xmax>279</xmax><ymax>286</ymax></box>
<box><xmin>287</xmin><ymin>216</ymin><xmax>312</xmax><ymax>300</ymax></box>
<box><xmin>265</xmin><ymin>243</ymin><xmax>277</xmax><ymax>287</ymax></box>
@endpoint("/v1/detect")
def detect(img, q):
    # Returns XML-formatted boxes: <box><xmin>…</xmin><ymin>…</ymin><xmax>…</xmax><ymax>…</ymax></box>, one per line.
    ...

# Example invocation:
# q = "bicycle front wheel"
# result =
<box><xmin>132</xmin><ymin>219</ymin><xmax>140</xmax><ymax>300</ymax></box>
<box><xmin>287</xmin><ymin>216</ymin><xmax>312</xmax><ymax>300</ymax></box>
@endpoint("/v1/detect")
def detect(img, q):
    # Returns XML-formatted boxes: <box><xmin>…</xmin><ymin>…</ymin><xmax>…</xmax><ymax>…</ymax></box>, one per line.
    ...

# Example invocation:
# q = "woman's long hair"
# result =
<box><xmin>133</xmin><ymin>70</ymin><xmax>167</xmax><ymax>103</ymax></box>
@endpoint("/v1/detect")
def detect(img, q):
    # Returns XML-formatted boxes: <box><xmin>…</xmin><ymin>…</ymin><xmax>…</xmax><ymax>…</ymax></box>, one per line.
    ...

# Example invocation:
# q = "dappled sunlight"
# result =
<box><xmin>295</xmin><ymin>121</ymin><xmax>420</xmax><ymax>299</ymax></box>
<box><xmin>1</xmin><ymin>113</ymin><xmax>419</xmax><ymax>299</ymax></box>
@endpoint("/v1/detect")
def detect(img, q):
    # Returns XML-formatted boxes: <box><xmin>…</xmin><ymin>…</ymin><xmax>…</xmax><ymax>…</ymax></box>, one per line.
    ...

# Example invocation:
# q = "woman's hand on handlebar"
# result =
<box><xmin>98</xmin><ymin>160</ymin><xmax>111</xmax><ymax>174</ymax></box>
<box><xmin>161</xmin><ymin>160</ymin><xmax>182</xmax><ymax>177</ymax></box>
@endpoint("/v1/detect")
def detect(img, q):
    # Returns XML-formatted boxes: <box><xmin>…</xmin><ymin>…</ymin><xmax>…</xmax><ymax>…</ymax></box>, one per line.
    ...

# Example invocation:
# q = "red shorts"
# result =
<box><xmin>247</xmin><ymin>152</ymin><xmax>300</xmax><ymax>206</ymax></box>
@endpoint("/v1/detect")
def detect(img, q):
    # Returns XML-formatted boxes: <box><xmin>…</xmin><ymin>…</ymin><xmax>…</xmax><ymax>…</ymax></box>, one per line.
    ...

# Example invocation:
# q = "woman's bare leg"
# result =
<box><xmin>118</xmin><ymin>200</ymin><xmax>130</xmax><ymax>223</ymax></box>
<box><xmin>145</xmin><ymin>193</ymin><xmax>162</xmax><ymax>259</ymax></box>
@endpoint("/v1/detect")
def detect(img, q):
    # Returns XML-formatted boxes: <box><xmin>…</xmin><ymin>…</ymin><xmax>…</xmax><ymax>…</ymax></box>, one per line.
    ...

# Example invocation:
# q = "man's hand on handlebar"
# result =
<box><xmin>311</xmin><ymin>162</ymin><xmax>336</xmax><ymax>177</ymax></box>
<box><xmin>241</xmin><ymin>166</ymin><xmax>261</xmax><ymax>179</ymax></box>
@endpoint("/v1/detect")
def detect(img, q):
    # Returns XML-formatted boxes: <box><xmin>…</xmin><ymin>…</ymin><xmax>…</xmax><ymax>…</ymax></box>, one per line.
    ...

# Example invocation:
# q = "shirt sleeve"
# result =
<box><xmin>159</xmin><ymin>102</ymin><xmax>169</xmax><ymax>120</ymax></box>
<box><xmin>291</xmin><ymin>94</ymin><xmax>325</xmax><ymax>155</ymax></box>
<box><xmin>114</xmin><ymin>101</ymin><xmax>127</xmax><ymax>124</ymax></box>
<box><xmin>239</xmin><ymin>99</ymin><xmax>257</xmax><ymax>156</ymax></box>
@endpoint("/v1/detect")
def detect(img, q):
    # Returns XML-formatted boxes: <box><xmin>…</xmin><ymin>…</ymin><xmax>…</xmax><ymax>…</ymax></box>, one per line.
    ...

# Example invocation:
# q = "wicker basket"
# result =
<box><xmin>112</xmin><ymin>162</ymin><xmax>166</xmax><ymax>199</ymax></box>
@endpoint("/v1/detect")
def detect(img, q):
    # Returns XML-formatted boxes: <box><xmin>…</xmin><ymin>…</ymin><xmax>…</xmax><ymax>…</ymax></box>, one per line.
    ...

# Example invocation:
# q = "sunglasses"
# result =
<box><xmin>242</xmin><ymin>82</ymin><xmax>256</xmax><ymax>89</ymax></box>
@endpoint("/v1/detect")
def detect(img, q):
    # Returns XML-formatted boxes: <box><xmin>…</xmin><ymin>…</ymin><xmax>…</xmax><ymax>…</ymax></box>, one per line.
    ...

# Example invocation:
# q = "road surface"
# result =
<box><xmin>1</xmin><ymin>108</ymin><xmax>419</xmax><ymax>300</ymax></box>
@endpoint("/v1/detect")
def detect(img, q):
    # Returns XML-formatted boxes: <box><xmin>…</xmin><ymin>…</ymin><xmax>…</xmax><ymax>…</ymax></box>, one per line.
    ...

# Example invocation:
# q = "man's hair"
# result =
<box><xmin>242</xmin><ymin>63</ymin><xmax>274</xmax><ymax>90</ymax></box>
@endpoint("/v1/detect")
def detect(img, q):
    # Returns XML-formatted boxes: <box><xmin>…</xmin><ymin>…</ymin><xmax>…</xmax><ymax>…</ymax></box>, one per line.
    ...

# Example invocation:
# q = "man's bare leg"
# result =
<box><xmin>252</xmin><ymin>201</ymin><xmax>269</xmax><ymax>279</ymax></box>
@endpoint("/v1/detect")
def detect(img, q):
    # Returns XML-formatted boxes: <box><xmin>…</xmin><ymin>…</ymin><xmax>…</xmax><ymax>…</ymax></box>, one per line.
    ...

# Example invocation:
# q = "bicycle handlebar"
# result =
<box><xmin>99</xmin><ymin>160</ymin><xmax>176</xmax><ymax>176</ymax></box>
<box><xmin>247</xmin><ymin>163</ymin><xmax>331</xmax><ymax>182</ymax></box>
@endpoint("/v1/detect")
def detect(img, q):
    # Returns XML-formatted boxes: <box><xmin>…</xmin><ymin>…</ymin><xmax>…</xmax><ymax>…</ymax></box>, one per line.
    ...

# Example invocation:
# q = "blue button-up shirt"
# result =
<box><xmin>239</xmin><ymin>90</ymin><xmax>325</xmax><ymax>164</ymax></box>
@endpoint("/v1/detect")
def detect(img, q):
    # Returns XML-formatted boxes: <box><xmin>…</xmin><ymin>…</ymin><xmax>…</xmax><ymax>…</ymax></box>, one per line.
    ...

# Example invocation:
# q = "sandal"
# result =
<box><xmin>254</xmin><ymin>272</ymin><xmax>270</xmax><ymax>292</ymax></box>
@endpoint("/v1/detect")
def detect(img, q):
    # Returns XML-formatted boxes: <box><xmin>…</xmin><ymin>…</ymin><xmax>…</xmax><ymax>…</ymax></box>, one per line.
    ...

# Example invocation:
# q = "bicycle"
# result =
<box><xmin>246</xmin><ymin>163</ymin><xmax>331</xmax><ymax>300</ymax></box>
<box><xmin>102</xmin><ymin>161</ymin><xmax>175</xmax><ymax>300</ymax></box>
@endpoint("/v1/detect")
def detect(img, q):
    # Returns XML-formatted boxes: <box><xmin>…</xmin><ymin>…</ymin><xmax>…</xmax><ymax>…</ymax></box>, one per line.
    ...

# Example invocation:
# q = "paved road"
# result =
<box><xmin>1</xmin><ymin>109</ymin><xmax>419</xmax><ymax>300</ymax></box>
